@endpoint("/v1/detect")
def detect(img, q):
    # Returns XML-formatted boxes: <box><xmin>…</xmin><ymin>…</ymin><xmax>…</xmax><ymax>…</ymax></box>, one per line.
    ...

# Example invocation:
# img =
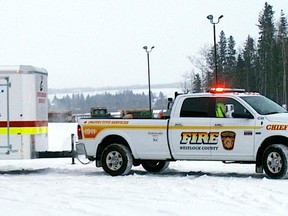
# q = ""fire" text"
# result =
<box><xmin>180</xmin><ymin>132</ymin><xmax>219</xmax><ymax>145</ymax></box>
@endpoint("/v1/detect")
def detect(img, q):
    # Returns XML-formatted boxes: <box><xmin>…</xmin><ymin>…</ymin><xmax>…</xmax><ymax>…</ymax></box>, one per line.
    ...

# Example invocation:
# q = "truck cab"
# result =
<box><xmin>168</xmin><ymin>88</ymin><xmax>288</xmax><ymax>178</ymax></box>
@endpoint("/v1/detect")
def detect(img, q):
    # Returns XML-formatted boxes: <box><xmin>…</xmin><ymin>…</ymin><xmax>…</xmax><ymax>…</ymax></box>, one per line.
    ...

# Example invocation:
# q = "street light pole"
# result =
<box><xmin>207</xmin><ymin>14</ymin><xmax>223</xmax><ymax>86</ymax></box>
<box><xmin>143</xmin><ymin>46</ymin><xmax>154</xmax><ymax>118</ymax></box>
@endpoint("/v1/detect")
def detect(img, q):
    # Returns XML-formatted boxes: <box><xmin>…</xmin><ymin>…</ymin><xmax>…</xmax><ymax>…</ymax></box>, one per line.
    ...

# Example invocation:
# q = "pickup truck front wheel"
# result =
<box><xmin>101</xmin><ymin>144</ymin><xmax>133</xmax><ymax>176</ymax></box>
<box><xmin>263</xmin><ymin>144</ymin><xmax>288</xmax><ymax>179</ymax></box>
<box><xmin>142</xmin><ymin>160</ymin><xmax>170</xmax><ymax>173</ymax></box>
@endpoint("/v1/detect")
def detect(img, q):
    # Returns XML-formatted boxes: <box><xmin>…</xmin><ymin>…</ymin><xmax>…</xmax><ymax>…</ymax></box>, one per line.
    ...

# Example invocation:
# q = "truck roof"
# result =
<box><xmin>0</xmin><ymin>65</ymin><xmax>48</xmax><ymax>75</ymax></box>
<box><xmin>176</xmin><ymin>88</ymin><xmax>260</xmax><ymax>99</ymax></box>
<box><xmin>176</xmin><ymin>92</ymin><xmax>260</xmax><ymax>99</ymax></box>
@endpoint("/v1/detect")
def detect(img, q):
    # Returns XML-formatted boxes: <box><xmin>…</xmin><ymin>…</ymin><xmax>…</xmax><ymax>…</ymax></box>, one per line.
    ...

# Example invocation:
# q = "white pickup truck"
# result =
<box><xmin>76</xmin><ymin>88</ymin><xmax>288</xmax><ymax>179</ymax></box>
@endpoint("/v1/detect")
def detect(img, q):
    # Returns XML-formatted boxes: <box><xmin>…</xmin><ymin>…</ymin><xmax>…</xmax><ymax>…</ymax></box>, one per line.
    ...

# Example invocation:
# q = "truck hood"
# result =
<box><xmin>265</xmin><ymin>113</ymin><xmax>288</xmax><ymax>123</ymax></box>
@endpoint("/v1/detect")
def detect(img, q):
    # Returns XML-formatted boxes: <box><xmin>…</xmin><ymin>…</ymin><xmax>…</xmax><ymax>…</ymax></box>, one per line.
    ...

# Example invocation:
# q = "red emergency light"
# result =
<box><xmin>210</xmin><ymin>87</ymin><xmax>245</xmax><ymax>93</ymax></box>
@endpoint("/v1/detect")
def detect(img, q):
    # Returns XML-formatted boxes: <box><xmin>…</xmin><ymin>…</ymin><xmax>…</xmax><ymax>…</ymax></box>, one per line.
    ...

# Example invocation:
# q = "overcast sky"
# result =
<box><xmin>0</xmin><ymin>0</ymin><xmax>287</xmax><ymax>89</ymax></box>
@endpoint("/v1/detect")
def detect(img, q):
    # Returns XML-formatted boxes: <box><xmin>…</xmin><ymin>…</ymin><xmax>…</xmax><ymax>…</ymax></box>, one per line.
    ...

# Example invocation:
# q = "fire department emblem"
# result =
<box><xmin>221</xmin><ymin>131</ymin><xmax>236</xmax><ymax>150</ymax></box>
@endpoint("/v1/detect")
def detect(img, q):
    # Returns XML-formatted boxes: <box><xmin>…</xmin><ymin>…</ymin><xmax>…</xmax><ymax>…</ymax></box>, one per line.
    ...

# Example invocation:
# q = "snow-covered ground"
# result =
<box><xmin>1</xmin><ymin>124</ymin><xmax>288</xmax><ymax>216</ymax></box>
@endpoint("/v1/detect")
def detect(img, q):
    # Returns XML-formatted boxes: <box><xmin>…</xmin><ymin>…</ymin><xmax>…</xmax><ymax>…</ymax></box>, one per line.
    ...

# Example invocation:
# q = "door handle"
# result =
<box><xmin>214</xmin><ymin>123</ymin><xmax>223</xmax><ymax>127</ymax></box>
<box><xmin>174</xmin><ymin>123</ymin><xmax>183</xmax><ymax>126</ymax></box>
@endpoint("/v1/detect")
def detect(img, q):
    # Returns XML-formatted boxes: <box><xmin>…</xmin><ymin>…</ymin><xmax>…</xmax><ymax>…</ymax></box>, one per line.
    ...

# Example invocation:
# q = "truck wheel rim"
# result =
<box><xmin>267</xmin><ymin>152</ymin><xmax>282</xmax><ymax>174</ymax></box>
<box><xmin>106</xmin><ymin>151</ymin><xmax>123</xmax><ymax>171</ymax></box>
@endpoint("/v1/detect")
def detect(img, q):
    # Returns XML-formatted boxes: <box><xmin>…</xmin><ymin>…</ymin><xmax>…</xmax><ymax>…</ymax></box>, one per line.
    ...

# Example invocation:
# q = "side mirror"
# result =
<box><xmin>167</xmin><ymin>98</ymin><xmax>173</xmax><ymax>110</ymax></box>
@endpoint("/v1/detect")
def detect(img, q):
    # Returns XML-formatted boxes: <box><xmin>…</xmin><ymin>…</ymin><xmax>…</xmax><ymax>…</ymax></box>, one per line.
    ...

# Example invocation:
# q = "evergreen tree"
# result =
<box><xmin>257</xmin><ymin>2</ymin><xmax>276</xmax><ymax>97</ymax></box>
<box><xmin>235</xmin><ymin>53</ymin><xmax>245</xmax><ymax>88</ymax></box>
<box><xmin>277</xmin><ymin>10</ymin><xmax>288</xmax><ymax>107</ymax></box>
<box><xmin>206</xmin><ymin>46</ymin><xmax>216</xmax><ymax>87</ymax></box>
<box><xmin>218</xmin><ymin>31</ymin><xmax>228</xmax><ymax>84</ymax></box>
<box><xmin>226</xmin><ymin>35</ymin><xmax>237</xmax><ymax>87</ymax></box>
<box><xmin>243</xmin><ymin>35</ymin><xmax>257</xmax><ymax>91</ymax></box>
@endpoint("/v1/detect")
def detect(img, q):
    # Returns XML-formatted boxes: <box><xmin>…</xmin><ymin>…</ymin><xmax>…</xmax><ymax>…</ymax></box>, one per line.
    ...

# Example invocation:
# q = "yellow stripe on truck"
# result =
<box><xmin>82</xmin><ymin>123</ymin><xmax>262</xmax><ymax>139</ymax></box>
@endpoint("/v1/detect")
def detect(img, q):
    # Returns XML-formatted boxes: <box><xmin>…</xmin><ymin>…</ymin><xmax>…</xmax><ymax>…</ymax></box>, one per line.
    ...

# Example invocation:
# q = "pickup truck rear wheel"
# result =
<box><xmin>263</xmin><ymin>144</ymin><xmax>288</xmax><ymax>179</ymax></box>
<box><xmin>142</xmin><ymin>160</ymin><xmax>169</xmax><ymax>173</ymax></box>
<box><xmin>101</xmin><ymin>144</ymin><xmax>133</xmax><ymax>176</ymax></box>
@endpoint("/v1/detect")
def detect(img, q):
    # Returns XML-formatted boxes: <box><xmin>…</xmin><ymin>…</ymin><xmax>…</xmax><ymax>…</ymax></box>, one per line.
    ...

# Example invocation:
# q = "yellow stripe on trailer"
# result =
<box><xmin>0</xmin><ymin>126</ymin><xmax>48</xmax><ymax>135</ymax></box>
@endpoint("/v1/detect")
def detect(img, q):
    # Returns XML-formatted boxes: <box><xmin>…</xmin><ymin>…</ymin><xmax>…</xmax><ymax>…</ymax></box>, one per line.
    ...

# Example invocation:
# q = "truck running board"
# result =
<box><xmin>222</xmin><ymin>161</ymin><xmax>254</xmax><ymax>164</ymax></box>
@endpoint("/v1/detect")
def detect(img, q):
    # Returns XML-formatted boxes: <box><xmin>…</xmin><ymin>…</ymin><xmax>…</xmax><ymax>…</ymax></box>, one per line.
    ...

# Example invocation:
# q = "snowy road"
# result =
<box><xmin>0</xmin><ymin>159</ymin><xmax>287</xmax><ymax>216</ymax></box>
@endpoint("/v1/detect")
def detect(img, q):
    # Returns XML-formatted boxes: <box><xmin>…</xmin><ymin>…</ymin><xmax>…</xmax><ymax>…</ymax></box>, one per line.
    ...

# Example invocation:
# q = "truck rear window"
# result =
<box><xmin>180</xmin><ymin>97</ymin><xmax>214</xmax><ymax>117</ymax></box>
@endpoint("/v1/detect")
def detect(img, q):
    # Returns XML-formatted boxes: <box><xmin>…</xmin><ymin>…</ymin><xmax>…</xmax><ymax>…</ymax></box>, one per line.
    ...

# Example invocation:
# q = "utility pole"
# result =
<box><xmin>207</xmin><ymin>14</ymin><xmax>223</xmax><ymax>86</ymax></box>
<box><xmin>143</xmin><ymin>46</ymin><xmax>154</xmax><ymax>118</ymax></box>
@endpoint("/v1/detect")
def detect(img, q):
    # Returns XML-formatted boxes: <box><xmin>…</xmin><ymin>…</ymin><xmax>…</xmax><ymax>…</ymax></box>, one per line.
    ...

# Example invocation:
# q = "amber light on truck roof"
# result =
<box><xmin>210</xmin><ymin>87</ymin><xmax>245</xmax><ymax>93</ymax></box>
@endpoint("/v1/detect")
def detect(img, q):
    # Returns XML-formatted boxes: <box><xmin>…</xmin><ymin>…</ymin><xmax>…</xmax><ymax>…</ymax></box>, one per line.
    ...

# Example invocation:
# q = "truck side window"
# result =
<box><xmin>180</xmin><ymin>97</ymin><xmax>214</xmax><ymax>117</ymax></box>
<box><xmin>215</xmin><ymin>97</ymin><xmax>251</xmax><ymax>118</ymax></box>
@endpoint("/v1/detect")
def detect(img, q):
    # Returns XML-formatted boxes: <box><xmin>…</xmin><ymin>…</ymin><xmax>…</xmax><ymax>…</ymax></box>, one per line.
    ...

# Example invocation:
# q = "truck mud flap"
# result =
<box><xmin>76</xmin><ymin>143</ymin><xmax>87</xmax><ymax>156</ymax></box>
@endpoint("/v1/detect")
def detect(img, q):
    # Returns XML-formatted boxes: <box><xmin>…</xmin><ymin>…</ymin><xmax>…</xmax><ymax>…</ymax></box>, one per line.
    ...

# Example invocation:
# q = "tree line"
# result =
<box><xmin>49</xmin><ymin>90</ymin><xmax>167</xmax><ymax>113</ymax></box>
<box><xmin>184</xmin><ymin>2</ymin><xmax>288</xmax><ymax>107</ymax></box>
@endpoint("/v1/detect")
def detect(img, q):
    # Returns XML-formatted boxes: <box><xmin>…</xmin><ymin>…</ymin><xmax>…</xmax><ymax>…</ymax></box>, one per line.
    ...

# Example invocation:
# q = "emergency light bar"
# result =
<box><xmin>210</xmin><ymin>87</ymin><xmax>245</xmax><ymax>93</ymax></box>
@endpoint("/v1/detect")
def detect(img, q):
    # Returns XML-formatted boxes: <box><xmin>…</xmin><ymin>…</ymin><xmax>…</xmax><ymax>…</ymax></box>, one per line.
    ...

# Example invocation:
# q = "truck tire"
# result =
<box><xmin>141</xmin><ymin>160</ymin><xmax>170</xmax><ymax>173</ymax></box>
<box><xmin>263</xmin><ymin>144</ymin><xmax>288</xmax><ymax>179</ymax></box>
<box><xmin>101</xmin><ymin>144</ymin><xmax>133</xmax><ymax>176</ymax></box>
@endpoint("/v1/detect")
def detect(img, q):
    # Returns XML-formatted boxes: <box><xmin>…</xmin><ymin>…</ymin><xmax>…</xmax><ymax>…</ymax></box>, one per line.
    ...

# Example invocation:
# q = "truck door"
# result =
<box><xmin>210</xmin><ymin>96</ymin><xmax>256</xmax><ymax>160</ymax></box>
<box><xmin>169</xmin><ymin>97</ymin><xmax>215</xmax><ymax>159</ymax></box>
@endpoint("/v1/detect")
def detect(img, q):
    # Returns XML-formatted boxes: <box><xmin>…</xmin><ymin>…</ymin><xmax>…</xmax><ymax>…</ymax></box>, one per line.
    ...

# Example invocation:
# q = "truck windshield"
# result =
<box><xmin>240</xmin><ymin>95</ymin><xmax>287</xmax><ymax>115</ymax></box>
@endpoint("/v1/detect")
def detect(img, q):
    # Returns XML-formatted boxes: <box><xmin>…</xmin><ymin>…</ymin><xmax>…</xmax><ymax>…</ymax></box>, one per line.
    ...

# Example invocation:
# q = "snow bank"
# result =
<box><xmin>0</xmin><ymin>123</ymin><xmax>288</xmax><ymax>216</ymax></box>
<box><xmin>1</xmin><ymin>160</ymin><xmax>288</xmax><ymax>216</ymax></box>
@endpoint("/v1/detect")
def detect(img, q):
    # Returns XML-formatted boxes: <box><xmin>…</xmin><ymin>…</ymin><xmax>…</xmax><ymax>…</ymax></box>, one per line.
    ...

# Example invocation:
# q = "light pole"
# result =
<box><xmin>207</xmin><ymin>14</ymin><xmax>223</xmax><ymax>86</ymax></box>
<box><xmin>143</xmin><ymin>46</ymin><xmax>154</xmax><ymax>118</ymax></box>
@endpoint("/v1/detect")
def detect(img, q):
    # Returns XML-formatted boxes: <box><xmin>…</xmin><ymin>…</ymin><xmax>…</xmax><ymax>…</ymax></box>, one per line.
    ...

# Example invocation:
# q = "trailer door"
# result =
<box><xmin>0</xmin><ymin>77</ymin><xmax>12</xmax><ymax>153</ymax></box>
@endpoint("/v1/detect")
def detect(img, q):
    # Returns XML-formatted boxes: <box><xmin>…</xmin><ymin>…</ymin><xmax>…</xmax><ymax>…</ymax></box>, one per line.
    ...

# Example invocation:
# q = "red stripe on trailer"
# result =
<box><xmin>0</xmin><ymin>120</ymin><xmax>48</xmax><ymax>127</ymax></box>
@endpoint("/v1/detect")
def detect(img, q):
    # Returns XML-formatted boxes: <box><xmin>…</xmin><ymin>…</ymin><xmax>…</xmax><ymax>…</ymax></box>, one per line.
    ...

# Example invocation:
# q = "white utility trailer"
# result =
<box><xmin>0</xmin><ymin>65</ymin><xmax>48</xmax><ymax>159</ymax></box>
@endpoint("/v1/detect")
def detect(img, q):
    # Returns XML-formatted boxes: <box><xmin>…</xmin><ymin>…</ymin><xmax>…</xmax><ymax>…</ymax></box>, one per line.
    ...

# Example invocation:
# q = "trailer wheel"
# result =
<box><xmin>263</xmin><ymin>144</ymin><xmax>288</xmax><ymax>179</ymax></box>
<box><xmin>101</xmin><ymin>144</ymin><xmax>132</xmax><ymax>176</ymax></box>
<box><xmin>142</xmin><ymin>160</ymin><xmax>169</xmax><ymax>173</ymax></box>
